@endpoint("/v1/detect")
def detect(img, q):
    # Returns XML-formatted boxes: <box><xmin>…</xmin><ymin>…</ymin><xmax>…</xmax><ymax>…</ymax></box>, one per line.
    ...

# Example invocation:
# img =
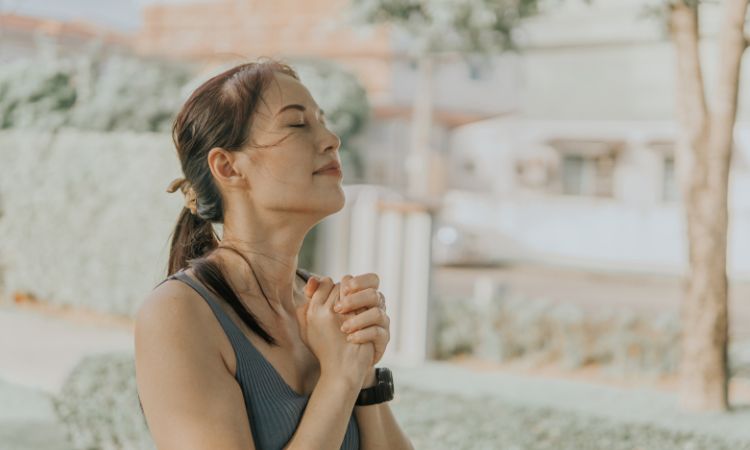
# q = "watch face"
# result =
<box><xmin>378</xmin><ymin>368</ymin><xmax>394</xmax><ymax>399</ymax></box>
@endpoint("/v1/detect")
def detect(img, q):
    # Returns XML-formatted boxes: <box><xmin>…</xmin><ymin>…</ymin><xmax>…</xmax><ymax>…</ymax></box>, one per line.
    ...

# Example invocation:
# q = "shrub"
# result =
<box><xmin>434</xmin><ymin>287</ymin><xmax>684</xmax><ymax>376</ymax></box>
<box><xmin>52</xmin><ymin>352</ymin><xmax>155</xmax><ymax>450</ymax></box>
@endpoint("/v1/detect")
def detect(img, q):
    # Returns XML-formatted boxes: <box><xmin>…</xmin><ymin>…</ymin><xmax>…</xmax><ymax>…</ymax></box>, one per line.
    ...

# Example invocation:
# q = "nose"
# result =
<box><xmin>320</xmin><ymin>126</ymin><xmax>341</xmax><ymax>154</ymax></box>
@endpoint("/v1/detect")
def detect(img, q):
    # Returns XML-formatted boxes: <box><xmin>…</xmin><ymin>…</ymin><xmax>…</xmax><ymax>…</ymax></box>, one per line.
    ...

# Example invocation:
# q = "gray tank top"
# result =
<box><xmin>152</xmin><ymin>267</ymin><xmax>361</xmax><ymax>450</ymax></box>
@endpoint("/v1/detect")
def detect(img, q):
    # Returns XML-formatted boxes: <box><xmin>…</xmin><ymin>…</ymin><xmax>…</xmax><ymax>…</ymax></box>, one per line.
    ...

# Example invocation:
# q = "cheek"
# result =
<box><xmin>265</xmin><ymin>156</ymin><xmax>318</xmax><ymax>191</ymax></box>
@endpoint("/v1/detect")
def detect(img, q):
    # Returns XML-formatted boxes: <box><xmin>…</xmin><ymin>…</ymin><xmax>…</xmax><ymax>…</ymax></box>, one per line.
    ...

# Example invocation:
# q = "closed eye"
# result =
<box><xmin>289</xmin><ymin>123</ymin><xmax>306</xmax><ymax>128</ymax></box>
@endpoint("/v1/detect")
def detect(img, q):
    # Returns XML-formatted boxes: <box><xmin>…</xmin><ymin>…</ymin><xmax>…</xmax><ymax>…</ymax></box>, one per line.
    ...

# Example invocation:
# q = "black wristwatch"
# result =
<box><xmin>355</xmin><ymin>367</ymin><xmax>394</xmax><ymax>406</ymax></box>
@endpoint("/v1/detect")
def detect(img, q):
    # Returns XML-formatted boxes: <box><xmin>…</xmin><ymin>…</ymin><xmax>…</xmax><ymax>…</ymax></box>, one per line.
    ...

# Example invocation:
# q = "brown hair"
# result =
<box><xmin>167</xmin><ymin>59</ymin><xmax>300</xmax><ymax>347</ymax></box>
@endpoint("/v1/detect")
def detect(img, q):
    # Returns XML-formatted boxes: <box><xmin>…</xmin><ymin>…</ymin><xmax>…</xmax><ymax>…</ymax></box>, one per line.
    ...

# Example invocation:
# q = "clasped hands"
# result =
<box><xmin>303</xmin><ymin>272</ymin><xmax>390</xmax><ymax>371</ymax></box>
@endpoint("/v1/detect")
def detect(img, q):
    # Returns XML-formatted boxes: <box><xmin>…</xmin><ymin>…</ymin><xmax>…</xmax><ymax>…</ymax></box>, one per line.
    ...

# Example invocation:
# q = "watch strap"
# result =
<box><xmin>355</xmin><ymin>367</ymin><xmax>394</xmax><ymax>406</ymax></box>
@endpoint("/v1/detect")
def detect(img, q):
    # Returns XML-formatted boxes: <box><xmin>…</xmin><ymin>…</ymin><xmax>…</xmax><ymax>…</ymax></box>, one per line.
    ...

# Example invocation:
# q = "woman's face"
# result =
<box><xmin>227</xmin><ymin>71</ymin><xmax>345</xmax><ymax>218</ymax></box>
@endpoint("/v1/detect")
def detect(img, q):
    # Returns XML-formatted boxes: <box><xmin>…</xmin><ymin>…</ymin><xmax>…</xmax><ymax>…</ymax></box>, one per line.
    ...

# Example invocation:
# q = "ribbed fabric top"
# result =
<box><xmin>155</xmin><ymin>267</ymin><xmax>360</xmax><ymax>450</ymax></box>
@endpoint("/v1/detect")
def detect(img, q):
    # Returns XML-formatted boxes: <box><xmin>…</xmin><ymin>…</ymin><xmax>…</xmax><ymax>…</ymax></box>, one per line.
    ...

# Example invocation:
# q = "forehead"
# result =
<box><xmin>258</xmin><ymin>72</ymin><xmax>315</xmax><ymax>113</ymax></box>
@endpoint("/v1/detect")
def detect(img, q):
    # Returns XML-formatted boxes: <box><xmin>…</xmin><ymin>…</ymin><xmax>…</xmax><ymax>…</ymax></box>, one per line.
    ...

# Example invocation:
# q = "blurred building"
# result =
<box><xmin>0</xmin><ymin>13</ymin><xmax>131</xmax><ymax>63</ymax></box>
<box><xmin>441</xmin><ymin>0</ymin><xmax>750</xmax><ymax>279</ymax></box>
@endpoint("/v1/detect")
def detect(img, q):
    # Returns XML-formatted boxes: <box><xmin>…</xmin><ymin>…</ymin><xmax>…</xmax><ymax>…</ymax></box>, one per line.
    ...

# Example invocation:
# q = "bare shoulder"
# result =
<box><xmin>135</xmin><ymin>280</ymin><xmax>225</xmax><ymax>361</ymax></box>
<box><xmin>136</xmin><ymin>279</ymin><xmax>210</xmax><ymax>335</ymax></box>
<box><xmin>135</xmin><ymin>279</ymin><xmax>256</xmax><ymax>450</ymax></box>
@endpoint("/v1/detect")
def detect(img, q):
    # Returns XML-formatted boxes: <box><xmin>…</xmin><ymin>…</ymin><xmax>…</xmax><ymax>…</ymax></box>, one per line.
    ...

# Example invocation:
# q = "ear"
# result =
<box><xmin>207</xmin><ymin>147</ymin><xmax>248</xmax><ymax>190</ymax></box>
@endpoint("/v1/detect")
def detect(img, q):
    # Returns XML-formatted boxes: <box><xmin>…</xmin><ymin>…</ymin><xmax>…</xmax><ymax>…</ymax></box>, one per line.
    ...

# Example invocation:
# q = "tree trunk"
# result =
<box><xmin>406</xmin><ymin>54</ymin><xmax>433</xmax><ymax>199</ymax></box>
<box><xmin>670</xmin><ymin>0</ymin><xmax>748</xmax><ymax>412</ymax></box>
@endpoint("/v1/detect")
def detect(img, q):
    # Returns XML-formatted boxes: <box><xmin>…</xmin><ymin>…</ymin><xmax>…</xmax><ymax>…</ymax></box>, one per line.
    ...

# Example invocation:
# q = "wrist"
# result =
<box><xmin>320</xmin><ymin>368</ymin><xmax>365</xmax><ymax>393</ymax></box>
<box><xmin>361</xmin><ymin>367</ymin><xmax>377</xmax><ymax>389</ymax></box>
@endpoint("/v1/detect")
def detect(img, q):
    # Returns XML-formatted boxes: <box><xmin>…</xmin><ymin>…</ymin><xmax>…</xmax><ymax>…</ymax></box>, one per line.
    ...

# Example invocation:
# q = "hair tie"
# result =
<box><xmin>166</xmin><ymin>177</ymin><xmax>198</xmax><ymax>215</ymax></box>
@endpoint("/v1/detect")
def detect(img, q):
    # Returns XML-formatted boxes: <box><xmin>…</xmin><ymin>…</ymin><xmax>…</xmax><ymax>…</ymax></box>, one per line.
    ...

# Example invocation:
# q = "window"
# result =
<box><xmin>647</xmin><ymin>140</ymin><xmax>678</xmax><ymax>203</ymax></box>
<box><xmin>561</xmin><ymin>155</ymin><xmax>586</xmax><ymax>195</ymax></box>
<box><xmin>547</xmin><ymin>139</ymin><xmax>621</xmax><ymax>198</ymax></box>
<box><xmin>663</xmin><ymin>155</ymin><xmax>677</xmax><ymax>202</ymax></box>
<box><xmin>515</xmin><ymin>144</ymin><xmax>559</xmax><ymax>192</ymax></box>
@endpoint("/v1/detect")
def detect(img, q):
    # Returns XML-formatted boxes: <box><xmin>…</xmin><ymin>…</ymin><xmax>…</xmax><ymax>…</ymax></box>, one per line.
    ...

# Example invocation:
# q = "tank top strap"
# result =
<box><xmin>167</xmin><ymin>270</ymin><xmax>249</xmax><ymax>345</ymax></box>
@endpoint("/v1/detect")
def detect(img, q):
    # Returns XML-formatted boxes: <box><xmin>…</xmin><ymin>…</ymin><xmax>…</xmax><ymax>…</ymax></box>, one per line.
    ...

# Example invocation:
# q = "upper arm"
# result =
<box><xmin>135</xmin><ymin>283</ymin><xmax>255</xmax><ymax>450</ymax></box>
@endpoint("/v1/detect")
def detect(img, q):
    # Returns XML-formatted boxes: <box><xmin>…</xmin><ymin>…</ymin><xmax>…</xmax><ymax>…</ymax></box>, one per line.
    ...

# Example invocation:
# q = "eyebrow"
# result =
<box><xmin>276</xmin><ymin>104</ymin><xmax>325</xmax><ymax>117</ymax></box>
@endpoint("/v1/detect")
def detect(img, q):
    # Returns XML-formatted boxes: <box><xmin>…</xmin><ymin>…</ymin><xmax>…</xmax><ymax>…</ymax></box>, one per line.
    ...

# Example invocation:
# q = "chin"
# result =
<box><xmin>307</xmin><ymin>183</ymin><xmax>346</xmax><ymax>215</ymax></box>
<box><xmin>329</xmin><ymin>186</ymin><xmax>346</xmax><ymax>213</ymax></box>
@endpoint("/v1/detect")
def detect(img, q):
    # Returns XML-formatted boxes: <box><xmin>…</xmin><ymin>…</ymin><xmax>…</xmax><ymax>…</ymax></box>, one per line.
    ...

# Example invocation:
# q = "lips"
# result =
<box><xmin>314</xmin><ymin>161</ymin><xmax>341</xmax><ymax>174</ymax></box>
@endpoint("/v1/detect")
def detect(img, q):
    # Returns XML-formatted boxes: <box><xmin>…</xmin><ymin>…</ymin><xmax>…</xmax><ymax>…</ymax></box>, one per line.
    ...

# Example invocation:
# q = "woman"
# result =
<box><xmin>134</xmin><ymin>59</ymin><xmax>413</xmax><ymax>450</ymax></box>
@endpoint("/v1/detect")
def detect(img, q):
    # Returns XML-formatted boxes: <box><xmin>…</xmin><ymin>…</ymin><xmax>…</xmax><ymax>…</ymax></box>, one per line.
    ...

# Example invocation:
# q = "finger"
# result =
<box><xmin>335</xmin><ymin>287</ymin><xmax>380</xmax><ymax>314</ymax></box>
<box><xmin>304</xmin><ymin>276</ymin><xmax>319</xmax><ymax>298</ymax></box>
<box><xmin>324</xmin><ymin>282</ymin><xmax>341</xmax><ymax>310</ymax></box>
<box><xmin>310</xmin><ymin>276</ymin><xmax>334</xmax><ymax>305</ymax></box>
<box><xmin>340</xmin><ymin>306</ymin><xmax>389</xmax><ymax>334</ymax></box>
<box><xmin>339</xmin><ymin>274</ymin><xmax>354</xmax><ymax>305</ymax></box>
<box><xmin>342</xmin><ymin>272</ymin><xmax>380</xmax><ymax>296</ymax></box>
<box><xmin>346</xmin><ymin>325</ymin><xmax>388</xmax><ymax>344</ymax></box>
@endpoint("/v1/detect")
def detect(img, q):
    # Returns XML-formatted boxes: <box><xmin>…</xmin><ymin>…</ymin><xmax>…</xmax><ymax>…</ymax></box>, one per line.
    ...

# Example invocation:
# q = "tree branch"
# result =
<box><xmin>707</xmin><ymin>0</ymin><xmax>749</xmax><ymax>182</ymax></box>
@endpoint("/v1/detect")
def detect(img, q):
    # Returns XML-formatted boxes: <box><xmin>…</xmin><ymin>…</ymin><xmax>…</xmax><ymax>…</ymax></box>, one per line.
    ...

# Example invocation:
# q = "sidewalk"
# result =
<box><xmin>0</xmin><ymin>306</ymin><xmax>133</xmax><ymax>393</ymax></box>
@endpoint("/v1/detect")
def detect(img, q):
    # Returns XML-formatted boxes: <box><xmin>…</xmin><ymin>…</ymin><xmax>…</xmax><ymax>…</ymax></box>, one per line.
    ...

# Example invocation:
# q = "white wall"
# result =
<box><xmin>443</xmin><ymin>119</ymin><xmax>750</xmax><ymax>279</ymax></box>
<box><xmin>515</xmin><ymin>0</ymin><xmax>750</xmax><ymax>122</ymax></box>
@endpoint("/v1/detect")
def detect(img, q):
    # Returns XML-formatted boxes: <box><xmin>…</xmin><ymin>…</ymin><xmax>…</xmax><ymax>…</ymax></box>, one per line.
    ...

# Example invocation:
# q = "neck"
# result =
<box><xmin>213</xmin><ymin>207</ymin><xmax>316</xmax><ymax>316</ymax></box>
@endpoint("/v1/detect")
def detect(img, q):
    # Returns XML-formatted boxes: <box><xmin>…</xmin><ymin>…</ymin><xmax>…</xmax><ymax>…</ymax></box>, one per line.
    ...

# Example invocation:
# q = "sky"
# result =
<box><xmin>0</xmin><ymin>0</ymin><xmax>215</xmax><ymax>32</ymax></box>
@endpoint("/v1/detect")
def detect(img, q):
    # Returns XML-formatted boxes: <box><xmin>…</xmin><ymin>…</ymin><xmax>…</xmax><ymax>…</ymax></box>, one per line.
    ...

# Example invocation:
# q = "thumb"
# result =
<box><xmin>304</xmin><ymin>276</ymin><xmax>319</xmax><ymax>299</ymax></box>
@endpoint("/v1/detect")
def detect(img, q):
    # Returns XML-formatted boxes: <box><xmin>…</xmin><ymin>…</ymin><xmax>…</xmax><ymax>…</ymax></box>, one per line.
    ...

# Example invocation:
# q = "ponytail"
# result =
<box><xmin>167</xmin><ymin>207</ymin><xmax>219</xmax><ymax>276</ymax></box>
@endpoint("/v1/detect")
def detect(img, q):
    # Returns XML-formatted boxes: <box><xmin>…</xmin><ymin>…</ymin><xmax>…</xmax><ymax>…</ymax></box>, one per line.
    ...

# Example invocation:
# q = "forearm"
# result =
<box><xmin>283</xmin><ymin>373</ymin><xmax>360</xmax><ymax>450</ymax></box>
<box><xmin>354</xmin><ymin>369</ymin><xmax>414</xmax><ymax>450</ymax></box>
